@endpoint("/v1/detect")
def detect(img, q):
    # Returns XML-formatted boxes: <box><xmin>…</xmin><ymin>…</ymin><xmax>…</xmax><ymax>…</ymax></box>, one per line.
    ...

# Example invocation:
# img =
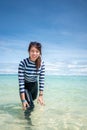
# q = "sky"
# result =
<box><xmin>0</xmin><ymin>0</ymin><xmax>87</xmax><ymax>75</ymax></box>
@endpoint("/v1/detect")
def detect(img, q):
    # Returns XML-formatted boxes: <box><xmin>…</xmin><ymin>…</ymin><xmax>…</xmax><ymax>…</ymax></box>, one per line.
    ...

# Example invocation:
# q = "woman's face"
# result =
<box><xmin>29</xmin><ymin>46</ymin><xmax>40</xmax><ymax>61</ymax></box>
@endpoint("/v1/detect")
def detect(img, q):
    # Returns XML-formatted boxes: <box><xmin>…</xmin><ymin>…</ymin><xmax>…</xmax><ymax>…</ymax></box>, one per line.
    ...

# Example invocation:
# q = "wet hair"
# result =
<box><xmin>28</xmin><ymin>41</ymin><xmax>42</xmax><ymax>70</ymax></box>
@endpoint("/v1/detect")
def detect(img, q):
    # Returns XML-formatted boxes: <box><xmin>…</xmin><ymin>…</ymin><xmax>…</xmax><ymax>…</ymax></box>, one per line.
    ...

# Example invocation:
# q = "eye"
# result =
<box><xmin>31</xmin><ymin>50</ymin><xmax>34</xmax><ymax>53</ymax></box>
<box><xmin>36</xmin><ymin>50</ymin><xmax>39</xmax><ymax>53</ymax></box>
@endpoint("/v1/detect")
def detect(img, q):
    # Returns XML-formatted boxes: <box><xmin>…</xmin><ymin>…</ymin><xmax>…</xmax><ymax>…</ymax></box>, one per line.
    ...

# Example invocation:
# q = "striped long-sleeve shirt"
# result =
<box><xmin>18</xmin><ymin>58</ymin><xmax>45</xmax><ymax>93</ymax></box>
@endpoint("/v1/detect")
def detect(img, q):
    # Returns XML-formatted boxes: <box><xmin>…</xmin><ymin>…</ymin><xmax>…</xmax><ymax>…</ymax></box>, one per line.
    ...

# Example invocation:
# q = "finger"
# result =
<box><xmin>41</xmin><ymin>102</ymin><xmax>44</xmax><ymax>105</ymax></box>
<box><xmin>42</xmin><ymin>102</ymin><xmax>45</xmax><ymax>106</ymax></box>
<box><xmin>37</xmin><ymin>99</ymin><xmax>40</xmax><ymax>104</ymax></box>
<box><xmin>41</xmin><ymin>101</ymin><xmax>45</xmax><ymax>106</ymax></box>
<box><xmin>26</xmin><ymin>102</ymin><xmax>29</xmax><ymax>107</ymax></box>
<box><xmin>23</xmin><ymin>103</ymin><xmax>28</xmax><ymax>110</ymax></box>
<box><xmin>23</xmin><ymin>106</ymin><xmax>26</xmax><ymax>110</ymax></box>
<box><xmin>39</xmin><ymin>101</ymin><xmax>43</xmax><ymax>105</ymax></box>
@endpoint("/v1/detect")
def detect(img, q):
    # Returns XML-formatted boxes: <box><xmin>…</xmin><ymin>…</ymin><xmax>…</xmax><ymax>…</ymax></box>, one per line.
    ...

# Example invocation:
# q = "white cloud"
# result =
<box><xmin>0</xmin><ymin>60</ymin><xmax>86</xmax><ymax>75</ymax></box>
<box><xmin>45</xmin><ymin>60</ymin><xmax>87</xmax><ymax>75</ymax></box>
<box><xmin>0</xmin><ymin>38</ymin><xmax>87</xmax><ymax>75</ymax></box>
<box><xmin>0</xmin><ymin>63</ymin><xmax>18</xmax><ymax>74</ymax></box>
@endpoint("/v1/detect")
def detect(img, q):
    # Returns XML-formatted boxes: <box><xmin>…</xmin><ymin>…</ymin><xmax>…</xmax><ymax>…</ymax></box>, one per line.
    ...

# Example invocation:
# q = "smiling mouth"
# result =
<box><xmin>32</xmin><ymin>56</ymin><xmax>37</xmax><ymax>59</ymax></box>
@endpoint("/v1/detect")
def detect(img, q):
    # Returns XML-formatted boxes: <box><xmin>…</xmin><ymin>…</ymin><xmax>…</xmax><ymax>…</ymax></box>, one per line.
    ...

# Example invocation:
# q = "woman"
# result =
<box><xmin>18</xmin><ymin>41</ymin><xmax>45</xmax><ymax>113</ymax></box>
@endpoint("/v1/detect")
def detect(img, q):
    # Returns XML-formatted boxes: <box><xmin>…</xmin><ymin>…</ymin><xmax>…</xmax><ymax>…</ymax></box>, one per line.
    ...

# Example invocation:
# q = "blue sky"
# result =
<box><xmin>0</xmin><ymin>0</ymin><xmax>87</xmax><ymax>75</ymax></box>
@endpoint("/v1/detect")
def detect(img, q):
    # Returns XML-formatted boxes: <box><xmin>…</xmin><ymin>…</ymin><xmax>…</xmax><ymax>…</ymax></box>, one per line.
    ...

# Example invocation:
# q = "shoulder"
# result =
<box><xmin>19</xmin><ymin>58</ymin><xmax>28</xmax><ymax>66</ymax></box>
<box><xmin>41</xmin><ymin>59</ymin><xmax>45</xmax><ymax>65</ymax></box>
<box><xmin>41</xmin><ymin>59</ymin><xmax>45</xmax><ymax>69</ymax></box>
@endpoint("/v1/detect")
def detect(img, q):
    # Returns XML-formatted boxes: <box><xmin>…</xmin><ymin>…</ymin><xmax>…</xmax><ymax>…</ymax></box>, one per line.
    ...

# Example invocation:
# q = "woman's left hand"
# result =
<box><xmin>37</xmin><ymin>96</ymin><xmax>45</xmax><ymax>106</ymax></box>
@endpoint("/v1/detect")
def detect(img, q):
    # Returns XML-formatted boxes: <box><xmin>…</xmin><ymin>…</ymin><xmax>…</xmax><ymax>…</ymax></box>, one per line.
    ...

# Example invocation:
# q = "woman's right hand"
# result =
<box><xmin>22</xmin><ymin>100</ymin><xmax>29</xmax><ymax>110</ymax></box>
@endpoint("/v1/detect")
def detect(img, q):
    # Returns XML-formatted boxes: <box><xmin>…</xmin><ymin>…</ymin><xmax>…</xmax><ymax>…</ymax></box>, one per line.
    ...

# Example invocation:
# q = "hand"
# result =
<box><xmin>37</xmin><ymin>96</ymin><xmax>45</xmax><ymax>106</ymax></box>
<box><xmin>22</xmin><ymin>101</ymin><xmax>29</xmax><ymax>110</ymax></box>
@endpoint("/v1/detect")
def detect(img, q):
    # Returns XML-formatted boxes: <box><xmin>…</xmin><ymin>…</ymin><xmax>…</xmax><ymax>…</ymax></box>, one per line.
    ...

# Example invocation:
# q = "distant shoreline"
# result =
<box><xmin>0</xmin><ymin>73</ymin><xmax>87</xmax><ymax>77</ymax></box>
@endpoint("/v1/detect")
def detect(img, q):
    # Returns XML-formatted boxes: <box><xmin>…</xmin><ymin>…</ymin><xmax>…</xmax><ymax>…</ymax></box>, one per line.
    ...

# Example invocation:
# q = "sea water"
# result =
<box><xmin>0</xmin><ymin>74</ymin><xmax>87</xmax><ymax>130</ymax></box>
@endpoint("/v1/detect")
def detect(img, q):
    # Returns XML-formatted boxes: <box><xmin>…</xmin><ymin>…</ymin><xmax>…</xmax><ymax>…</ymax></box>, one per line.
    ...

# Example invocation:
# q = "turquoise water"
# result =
<box><xmin>0</xmin><ymin>74</ymin><xmax>87</xmax><ymax>130</ymax></box>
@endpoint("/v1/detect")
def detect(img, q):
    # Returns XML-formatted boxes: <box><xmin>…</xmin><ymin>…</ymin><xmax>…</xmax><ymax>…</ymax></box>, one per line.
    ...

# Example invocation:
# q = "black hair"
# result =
<box><xmin>28</xmin><ymin>41</ymin><xmax>42</xmax><ymax>70</ymax></box>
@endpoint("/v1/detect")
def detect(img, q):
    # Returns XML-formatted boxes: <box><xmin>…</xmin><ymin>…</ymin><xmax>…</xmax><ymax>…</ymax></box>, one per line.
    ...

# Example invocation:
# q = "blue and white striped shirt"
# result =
<box><xmin>18</xmin><ymin>58</ymin><xmax>45</xmax><ymax>93</ymax></box>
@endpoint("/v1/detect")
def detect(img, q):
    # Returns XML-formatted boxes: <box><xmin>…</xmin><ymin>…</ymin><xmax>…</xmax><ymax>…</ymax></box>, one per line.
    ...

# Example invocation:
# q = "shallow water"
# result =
<box><xmin>0</xmin><ymin>74</ymin><xmax>87</xmax><ymax>130</ymax></box>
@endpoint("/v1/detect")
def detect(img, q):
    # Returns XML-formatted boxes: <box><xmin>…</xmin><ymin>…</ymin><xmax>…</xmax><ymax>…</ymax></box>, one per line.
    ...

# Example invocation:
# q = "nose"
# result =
<box><xmin>33</xmin><ymin>52</ymin><xmax>37</xmax><ymax>55</ymax></box>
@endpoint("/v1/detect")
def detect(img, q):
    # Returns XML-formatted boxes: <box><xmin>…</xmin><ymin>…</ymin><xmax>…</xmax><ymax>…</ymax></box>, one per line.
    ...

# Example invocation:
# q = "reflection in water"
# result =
<box><xmin>0</xmin><ymin>102</ymin><xmax>87</xmax><ymax>130</ymax></box>
<box><xmin>0</xmin><ymin>103</ymin><xmax>35</xmax><ymax>130</ymax></box>
<box><xmin>24</xmin><ymin>107</ymin><xmax>35</xmax><ymax>130</ymax></box>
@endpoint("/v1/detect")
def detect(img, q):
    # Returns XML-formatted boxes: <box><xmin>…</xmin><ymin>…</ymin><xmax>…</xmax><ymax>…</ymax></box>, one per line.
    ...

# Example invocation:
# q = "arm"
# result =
<box><xmin>37</xmin><ymin>61</ymin><xmax>45</xmax><ymax>105</ymax></box>
<box><xmin>18</xmin><ymin>61</ymin><xmax>29</xmax><ymax>110</ymax></box>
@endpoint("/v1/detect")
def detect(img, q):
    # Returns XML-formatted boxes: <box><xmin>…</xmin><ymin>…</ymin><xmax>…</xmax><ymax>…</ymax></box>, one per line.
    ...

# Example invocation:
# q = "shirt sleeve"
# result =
<box><xmin>39</xmin><ymin>61</ymin><xmax>45</xmax><ymax>91</ymax></box>
<box><xmin>18</xmin><ymin>60</ymin><xmax>25</xmax><ymax>93</ymax></box>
